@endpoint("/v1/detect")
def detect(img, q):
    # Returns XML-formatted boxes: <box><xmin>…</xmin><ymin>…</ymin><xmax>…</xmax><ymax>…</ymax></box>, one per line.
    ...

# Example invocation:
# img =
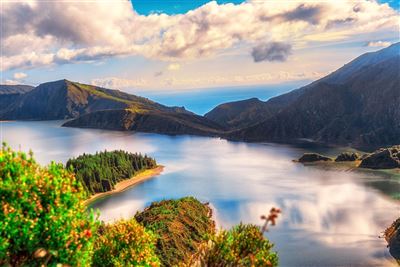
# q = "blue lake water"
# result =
<box><xmin>2</xmin><ymin>120</ymin><xmax>399</xmax><ymax>266</ymax></box>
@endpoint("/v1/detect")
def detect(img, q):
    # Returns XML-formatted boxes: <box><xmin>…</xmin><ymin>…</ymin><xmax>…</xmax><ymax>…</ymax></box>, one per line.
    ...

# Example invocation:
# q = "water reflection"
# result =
<box><xmin>2</xmin><ymin>120</ymin><xmax>399</xmax><ymax>266</ymax></box>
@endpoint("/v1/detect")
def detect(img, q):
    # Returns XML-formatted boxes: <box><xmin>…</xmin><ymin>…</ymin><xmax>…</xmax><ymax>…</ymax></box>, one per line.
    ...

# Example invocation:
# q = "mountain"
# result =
<box><xmin>0</xmin><ymin>84</ymin><xmax>34</xmax><ymax>95</ymax></box>
<box><xmin>223</xmin><ymin>43</ymin><xmax>400</xmax><ymax>148</ymax></box>
<box><xmin>0</xmin><ymin>79</ymin><xmax>190</xmax><ymax>120</ymax></box>
<box><xmin>63</xmin><ymin>109</ymin><xmax>224</xmax><ymax>136</ymax></box>
<box><xmin>206</xmin><ymin>43</ymin><xmax>400</xmax><ymax>134</ymax></box>
<box><xmin>0</xmin><ymin>79</ymin><xmax>224</xmax><ymax>136</ymax></box>
<box><xmin>0</xmin><ymin>85</ymin><xmax>35</xmax><ymax>116</ymax></box>
<box><xmin>204</xmin><ymin>98</ymin><xmax>277</xmax><ymax>129</ymax></box>
<box><xmin>205</xmin><ymin>80</ymin><xmax>315</xmax><ymax>130</ymax></box>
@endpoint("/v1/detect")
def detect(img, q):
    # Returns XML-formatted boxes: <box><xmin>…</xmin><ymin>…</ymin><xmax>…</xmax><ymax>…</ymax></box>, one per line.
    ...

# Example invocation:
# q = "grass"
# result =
<box><xmin>70</xmin><ymin>82</ymin><xmax>132</xmax><ymax>104</ymax></box>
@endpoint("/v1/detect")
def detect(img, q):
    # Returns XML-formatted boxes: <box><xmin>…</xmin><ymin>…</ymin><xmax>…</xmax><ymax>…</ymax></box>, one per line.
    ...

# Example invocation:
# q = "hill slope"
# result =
<box><xmin>0</xmin><ymin>79</ymin><xmax>190</xmax><ymax>120</ymax></box>
<box><xmin>1</xmin><ymin>79</ymin><xmax>225</xmax><ymax>136</ymax></box>
<box><xmin>206</xmin><ymin>43</ymin><xmax>400</xmax><ymax>135</ymax></box>
<box><xmin>204</xmin><ymin>98</ymin><xmax>278</xmax><ymax>129</ymax></box>
<box><xmin>226</xmin><ymin>43</ymin><xmax>400</xmax><ymax>148</ymax></box>
<box><xmin>0</xmin><ymin>85</ymin><xmax>34</xmax><ymax>95</ymax></box>
<box><xmin>63</xmin><ymin>109</ymin><xmax>225</xmax><ymax>136</ymax></box>
<box><xmin>0</xmin><ymin>85</ymin><xmax>35</xmax><ymax>114</ymax></box>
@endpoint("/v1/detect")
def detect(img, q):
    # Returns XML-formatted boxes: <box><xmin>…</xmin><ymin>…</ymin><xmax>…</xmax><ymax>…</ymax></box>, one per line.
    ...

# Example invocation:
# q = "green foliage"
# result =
<box><xmin>93</xmin><ymin>219</ymin><xmax>160</xmax><ymax>267</ymax></box>
<box><xmin>200</xmin><ymin>223</ymin><xmax>278</xmax><ymax>267</ymax></box>
<box><xmin>0</xmin><ymin>143</ymin><xmax>98</xmax><ymax>266</ymax></box>
<box><xmin>135</xmin><ymin>197</ymin><xmax>215</xmax><ymax>266</ymax></box>
<box><xmin>66</xmin><ymin>150</ymin><xmax>156</xmax><ymax>195</ymax></box>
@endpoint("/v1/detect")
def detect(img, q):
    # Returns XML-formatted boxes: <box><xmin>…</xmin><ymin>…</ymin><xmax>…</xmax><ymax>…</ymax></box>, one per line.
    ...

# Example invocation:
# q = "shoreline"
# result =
<box><xmin>84</xmin><ymin>165</ymin><xmax>164</xmax><ymax>205</ymax></box>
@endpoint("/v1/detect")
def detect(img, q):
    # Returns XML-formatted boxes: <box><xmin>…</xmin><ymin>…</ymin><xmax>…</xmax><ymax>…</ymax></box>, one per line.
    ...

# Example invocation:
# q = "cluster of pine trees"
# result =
<box><xmin>66</xmin><ymin>150</ymin><xmax>157</xmax><ymax>195</ymax></box>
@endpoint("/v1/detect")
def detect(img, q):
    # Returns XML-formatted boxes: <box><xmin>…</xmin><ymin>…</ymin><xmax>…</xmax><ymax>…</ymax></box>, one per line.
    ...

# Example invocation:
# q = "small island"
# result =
<box><xmin>66</xmin><ymin>150</ymin><xmax>163</xmax><ymax>202</ymax></box>
<box><xmin>295</xmin><ymin>145</ymin><xmax>400</xmax><ymax>170</ymax></box>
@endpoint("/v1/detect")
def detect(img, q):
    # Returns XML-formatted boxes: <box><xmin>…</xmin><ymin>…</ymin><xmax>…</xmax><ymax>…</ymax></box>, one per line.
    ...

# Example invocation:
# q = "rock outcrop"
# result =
<box><xmin>335</xmin><ymin>152</ymin><xmax>360</xmax><ymax>162</ymax></box>
<box><xmin>359</xmin><ymin>145</ymin><xmax>400</xmax><ymax>169</ymax></box>
<box><xmin>385</xmin><ymin>218</ymin><xmax>400</xmax><ymax>264</ymax></box>
<box><xmin>297</xmin><ymin>153</ymin><xmax>332</xmax><ymax>163</ymax></box>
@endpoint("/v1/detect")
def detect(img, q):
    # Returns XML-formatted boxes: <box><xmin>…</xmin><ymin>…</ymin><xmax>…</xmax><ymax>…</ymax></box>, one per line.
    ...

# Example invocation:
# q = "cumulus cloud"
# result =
<box><xmin>13</xmin><ymin>72</ymin><xmax>27</xmax><ymax>79</ymax></box>
<box><xmin>366</xmin><ymin>40</ymin><xmax>392</xmax><ymax>47</ymax></box>
<box><xmin>251</xmin><ymin>42</ymin><xmax>292</xmax><ymax>62</ymax></box>
<box><xmin>282</xmin><ymin>4</ymin><xmax>324</xmax><ymax>25</ymax></box>
<box><xmin>1</xmin><ymin>0</ymin><xmax>398</xmax><ymax>71</ymax></box>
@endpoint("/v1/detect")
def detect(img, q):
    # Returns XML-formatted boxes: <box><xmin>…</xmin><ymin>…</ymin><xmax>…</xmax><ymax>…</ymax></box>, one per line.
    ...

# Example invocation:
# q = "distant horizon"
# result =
<box><xmin>1</xmin><ymin>78</ymin><xmax>310</xmax><ymax>115</ymax></box>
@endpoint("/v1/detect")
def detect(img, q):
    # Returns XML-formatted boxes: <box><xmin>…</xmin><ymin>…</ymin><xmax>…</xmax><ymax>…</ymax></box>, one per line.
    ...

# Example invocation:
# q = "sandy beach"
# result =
<box><xmin>84</xmin><ymin>165</ymin><xmax>164</xmax><ymax>205</ymax></box>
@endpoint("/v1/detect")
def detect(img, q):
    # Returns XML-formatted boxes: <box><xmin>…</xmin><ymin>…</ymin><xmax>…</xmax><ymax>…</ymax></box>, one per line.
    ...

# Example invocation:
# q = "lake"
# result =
<box><xmin>2</xmin><ymin>120</ymin><xmax>399</xmax><ymax>266</ymax></box>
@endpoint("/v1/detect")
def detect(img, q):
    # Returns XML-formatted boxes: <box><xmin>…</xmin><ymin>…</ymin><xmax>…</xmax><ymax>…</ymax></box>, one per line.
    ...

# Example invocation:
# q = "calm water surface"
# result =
<box><xmin>2</xmin><ymin>120</ymin><xmax>399</xmax><ymax>267</ymax></box>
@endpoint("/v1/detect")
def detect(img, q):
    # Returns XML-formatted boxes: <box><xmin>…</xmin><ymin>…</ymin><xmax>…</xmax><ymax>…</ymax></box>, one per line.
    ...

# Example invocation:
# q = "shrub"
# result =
<box><xmin>200</xmin><ymin>223</ymin><xmax>278</xmax><ymax>267</ymax></box>
<box><xmin>0</xmin><ymin>143</ymin><xmax>98</xmax><ymax>266</ymax></box>
<box><xmin>92</xmin><ymin>219</ymin><xmax>160</xmax><ymax>267</ymax></box>
<box><xmin>134</xmin><ymin>197</ymin><xmax>215</xmax><ymax>266</ymax></box>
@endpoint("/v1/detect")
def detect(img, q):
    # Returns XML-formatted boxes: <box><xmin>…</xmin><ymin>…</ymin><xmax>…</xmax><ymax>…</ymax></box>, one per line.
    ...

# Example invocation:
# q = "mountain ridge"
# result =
<box><xmin>206</xmin><ymin>43</ymin><xmax>400</xmax><ymax>133</ymax></box>
<box><xmin>0</xmin><ymin>84</ymin><xmax>34</xmax><ymax>95</ymax></box>
<box><xmin>0</xmin><ymin>79</ymin><xmax>191</xmax><ymax>120</ymax></box>
<box><xmin>222</xmin><ymin>43</ymin><xmax>400</xmax><ymax>149</ymax></box>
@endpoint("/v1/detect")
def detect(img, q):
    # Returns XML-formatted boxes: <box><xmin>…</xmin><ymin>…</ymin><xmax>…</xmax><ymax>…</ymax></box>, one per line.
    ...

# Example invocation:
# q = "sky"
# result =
<box><xmin>1</xmin><ymin>0</ymin><xmax>399</xmax><ymax>92</ymax></box>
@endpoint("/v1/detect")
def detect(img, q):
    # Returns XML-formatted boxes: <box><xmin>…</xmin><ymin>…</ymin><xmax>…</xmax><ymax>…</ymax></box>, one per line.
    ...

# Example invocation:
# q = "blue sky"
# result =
<box><xmin>131</xmin><ymin>0</ymin><xmax>245</xmax><ymax>15</ymax></box>
<box><xmin>130</xmin><ymin>0</ymin><xmax>400</xmax><ymax>15</ymax></box>
<box><xmin>1</xmin><ymin>0</ymin><xmax>399</xmax><ymax>91</ymax></box>
<box><xmin>381</xmin><ymin>0</ymin><xmax>400</xmax><ymax>10</ymax></box>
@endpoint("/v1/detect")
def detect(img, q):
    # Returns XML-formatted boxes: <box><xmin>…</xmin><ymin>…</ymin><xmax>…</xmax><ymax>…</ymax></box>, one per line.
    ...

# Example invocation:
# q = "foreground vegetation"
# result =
<box><xmin>199</xmin><ymin>223</ymin><xmax>278</xmax><ymax>266</ymax></box>
<box><xmin>0</xmin><ymin>144</ymin><xmax>98</xmax><ymax>265</ymax></box>
<box><xmin>93</xmin><ymin>219</ymin><xmax>160</xmax><ymax>266</ymax></box>
<box><xmin>0</xmin><ymin>144</ymin><xmax>278</xmax><ymax>266</ymax></box>
<box><xmin>66</xmin><ymin>150</ymin><xmax>157</xmax><ymax>195</ymax></box>
<box><xmin>135</xmin><ymin>197</ymin><xmax>215</xmax><ymax>266</ymax></box>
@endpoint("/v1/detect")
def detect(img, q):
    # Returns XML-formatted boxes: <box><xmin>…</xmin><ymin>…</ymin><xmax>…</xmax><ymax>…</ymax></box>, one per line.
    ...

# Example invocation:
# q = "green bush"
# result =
<box><xmin>200</xmin><ymin>223</ymin><xmax>278</xmax><ymax>267</ymax></box>
<box><xmin>0</xmin><ymin>144</ymin><xmax>98</xmax><ymax>266</ymax></box>
<box><xmin>92</xmin><ymin>219</ymin><xmax>160</xmax><ymax>267</ymax></box>
<box><xmin>135</xmin><ymin>197</ymin><xmax>215</xmax><ymax>266</ymax></box>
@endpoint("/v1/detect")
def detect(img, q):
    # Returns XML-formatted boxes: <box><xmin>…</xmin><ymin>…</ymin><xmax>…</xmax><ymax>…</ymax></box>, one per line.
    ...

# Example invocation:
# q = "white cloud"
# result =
<box><xmin>13</xmin><ymin>72</ymin><xmax>27</xmax><ymax>79</ymax></box>
<box><xmin>92</xmin><ymin>70</ymin><xmax>325</xmax><ymax>90</ymax></box>
<box><xmin>3</xmin><ymin>79</ymin><xmax>20</xmax><ymax>85</ymax></box>
<box><xmin>91</xmin><ymin>77</ymin><xmax>149</xmax><ymax>89</ymax></box>
<box><xmin>167</xmin><ymin>63</ymin><xmax>181</xmax><ymax>71</ymax></box>
<box><xmin>1</xmin><ymin>0</ymin><xmax>398</xmax><ymax>71</ymax></box>
<box><xmin>367</xmin><ymin>40</ymin><xmax>392</xmax><ymax>47</ymax></box>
